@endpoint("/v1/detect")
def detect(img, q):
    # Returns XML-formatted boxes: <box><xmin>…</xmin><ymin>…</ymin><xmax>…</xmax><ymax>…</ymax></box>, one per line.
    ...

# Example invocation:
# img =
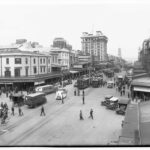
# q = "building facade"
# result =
<box><xmin>52</xmin><ymin>37</ymin><xmax>72</xmax><ymax>50</ymax></box>
<box><xmin>0</xmin><ymin>48</ymin><xmax>51</xmax><ymax>78</ymax></box>
<box><xmin>50</xmin><ymin>47</ymin><xmax>70</xmax><ymax>71</ymax></box>
<box><xmin>139</xmin><ymin>38</ymin><xmax>150</xmax><ymax>72</ymax></box>
<box><xmin>81</xmin><ymin>31</ymin><xmax>108</xmax><ymax>62</ymax></box>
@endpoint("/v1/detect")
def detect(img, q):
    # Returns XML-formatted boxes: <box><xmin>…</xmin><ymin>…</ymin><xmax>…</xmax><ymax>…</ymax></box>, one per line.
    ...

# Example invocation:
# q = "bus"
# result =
<box><xmin>35</xmin><ymin>84</ymin><xmax>57</xmax><ymax>95</ymax></box>
<box><xmin>24</xmin><ymin>93</ymin><xmax>47</xmax><ymax>108</ymax></box>
<box><xmin>77</xmin><ymin>77</ymin><xmax>90</xmax><ymax>89</ymax></box>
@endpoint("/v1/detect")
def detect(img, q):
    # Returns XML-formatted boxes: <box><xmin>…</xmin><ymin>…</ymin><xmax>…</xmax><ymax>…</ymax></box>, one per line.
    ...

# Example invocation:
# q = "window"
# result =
<box><xmin>25</xmin><ymin>67</ymin><xmax>28</xmax><ymax>76</ymax></box>
<box><xmin>15</xmin><ymin>58</ymin><xmax>21</xmax><ymax>64</ymax></box>
<box><xmin>34</xmin><ymin>67</ymin><xmax>37</xmax><ymax>74</ymax></box>
<box><xmin>40</xmin><ymin>66</ymin><xmax>42</xmax><ymax>72</ymax></box>
<box><xmin>40</xmin><ymin>58</ymin><xmax>42</xmax><ymax>64</ymax></box>
<box><xmin>5</xmin><ymin>68</ymin><xmax>11</xmax><ymax>77</ymax></box>
<box><xmin>25</xmin><ymin>58</ymin><xmax>28</xmax><ymax>64</ymax></box>
<box><xmin>6</xmin><ymin>58</ymin><xmax>9</xmax><ymax>64</ymax></box>
<box><xmin>14</xmin><ymin>68</ymin><xmax>21</xmax><ymax>77</ymax></box>
<box><xmin>33</xmin><ymin>58</ymin><xmax>36</xmax><ymax>64</ymax></box>
<box><xmin>43</xmin><ymin>66</ymin><xmax>45</xmax><ymax>72</ymax></box>
<box><xmin>43</xmin><ymin>58</ymin><xmax>45</xmax><ymax>63</ymax></box>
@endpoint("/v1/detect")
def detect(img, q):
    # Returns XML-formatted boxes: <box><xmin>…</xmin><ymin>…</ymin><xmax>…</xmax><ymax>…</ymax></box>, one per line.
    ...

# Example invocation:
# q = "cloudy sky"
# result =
<box><xmin>0</xmin><ymin>0</ymin><xmax>150</xmax><ymax>61</ymax></box>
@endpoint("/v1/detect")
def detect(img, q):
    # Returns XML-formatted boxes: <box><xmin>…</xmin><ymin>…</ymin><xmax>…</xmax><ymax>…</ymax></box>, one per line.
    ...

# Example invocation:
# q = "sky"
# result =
<box><xmin>0</xmin><ymin>0</ymin><xmax>150</xmax><ymax>61</ymax></box>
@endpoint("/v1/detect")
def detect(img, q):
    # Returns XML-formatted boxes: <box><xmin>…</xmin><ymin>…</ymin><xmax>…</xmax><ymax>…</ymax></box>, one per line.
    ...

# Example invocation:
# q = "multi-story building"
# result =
<box><xmin>52</xmin><ymin>37</ymin><xmax>72</xmax><ymax>50</ymax></box>
<box><xmin>50</xmin><ymin>47</ymin><xmax>70</xmax><ymax>71</ymax></box>
<box><xmin>81</xmin><ymin>31</ymin><xmax>108</xmax><ymax>62</ymax></box>
<box><xmin>0</xmin><ymin>47</ymin><xmax>63</xmax><ymax>89</ymax></box>
<box><xmin>139</xmin><ymin>38</ymin><xmax>150</xmax><ymax>72</ymax></box>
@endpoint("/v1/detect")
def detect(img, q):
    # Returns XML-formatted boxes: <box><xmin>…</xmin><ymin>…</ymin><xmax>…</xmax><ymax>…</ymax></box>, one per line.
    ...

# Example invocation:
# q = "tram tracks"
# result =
<box><xmin>0</xmin><ymin>98</ymin><xmax>58</xmax><ymax>135</ymax></box>
<box><xmin>8</xmin><ymin>100</ymin><xmax>76</xmax><ymax>145</ymax></box>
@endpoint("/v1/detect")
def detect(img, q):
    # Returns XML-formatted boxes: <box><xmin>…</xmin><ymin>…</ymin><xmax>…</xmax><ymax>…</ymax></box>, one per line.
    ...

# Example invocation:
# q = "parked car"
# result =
<box><xmin>106</xmin><ymin>97</ymin><xmax>119</xmax><ymax>110</ymax></box>
<box><xmin>55</xmin><ymin>88</ymin><xmax>67</xmax><ymax>100</ymax></box>
<box><xmin>101</xmin><ymin>95</ymin><xmax>113</xmax><ymax>106</ymax></box>
<box><xmin>107</xmin><ymin>81</ymin><xmax>114</xmax><ymax>88</ymax></box>
<box><xmin>12</xmin><ymin>93</ymin><xmax>24</xmax><ymax>107</ymax></box>
<box><xmin>116</xmin><ymin>98</ymin><xmax>130</xmax><ymax>115</ymax></box>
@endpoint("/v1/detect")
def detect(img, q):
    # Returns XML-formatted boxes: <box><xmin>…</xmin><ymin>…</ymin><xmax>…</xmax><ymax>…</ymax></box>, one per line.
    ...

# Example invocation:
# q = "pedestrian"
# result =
<box><xmin>78</xmin><ymin>89</ymin><xmax>80</xmax><ymax>96</ymax></box>
<box><xmin>79</xmin><ymin>110</ymin><xmax>84</xmax><ymax>120</ymax></box>
<box><xmin>82</xmin><ymin>96</ymin><xmax>85</xmax><ymax>104</ymax></box>
<box><xmin>120</xmin><ymin>90</ymin><xmax>122</xmax><ymax>96</ymax></box>
<box><xmin>82</xmin><ymin>90</ymin><xmax>85</xmax><ymax>96</ymax></box>
<box><xmin>11</xmin><ymin>107</ymin><xmax>15</xmax><ymax>116</ymax></box>
<box><xmin>1</xmin><ymin>102</ymin><xmax>4</xmax><ymax>108</ymax></box>
<box><xmin>74</xmin><ymin>90</ymin><xmax>76</xmax><ymax>96</ymax></box>
<box><xmin>89</xmin><ymin>108</ymin><xmax>94</xmax><ymax>119</ymax></box>
<box><xmin>18</xmin><ymin>107</ymin><xmax>23</xmax><ymax>116</ymax></box>
<box><xmin>9</xmin><ymin>93</ymin><xmax>12</xmax><ymax>101</ymax></box>
<box><xmin>128</xmin><ymin>92</ymin><xmax>130</xmax><ymax>98</ymax></box>
<box><xmin>40</xmin><ymin>105</ymin><xmax>46</xmax><ymax>116</ymax></box>
<box><xmin>123</xmin><ymin>89</ymin><xmax>125</xmax><ymax>95</ymax></box>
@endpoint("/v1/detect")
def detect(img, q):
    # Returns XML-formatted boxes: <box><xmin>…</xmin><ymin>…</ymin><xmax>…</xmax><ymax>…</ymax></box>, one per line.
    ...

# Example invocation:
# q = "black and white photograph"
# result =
<box><xmin>0</xmin><ymin>0</ymin><xmax>150</xmax><ymax>146</ymax></box>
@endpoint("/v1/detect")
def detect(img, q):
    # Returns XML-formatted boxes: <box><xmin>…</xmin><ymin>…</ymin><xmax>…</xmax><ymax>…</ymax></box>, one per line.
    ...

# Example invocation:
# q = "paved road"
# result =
<box><xmin>0</xmin><ymin>72</ymin><xmax>127</xmax><ymax>145</ymax></box>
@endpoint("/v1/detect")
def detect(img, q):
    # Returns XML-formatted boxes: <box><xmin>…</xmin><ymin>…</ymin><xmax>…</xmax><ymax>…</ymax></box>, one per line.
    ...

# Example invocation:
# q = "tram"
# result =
<box><xmin>77</xmin><ymin>77</ymin><xmax>90</xmax><ymax>89</ymax></box>
<box><xmin>35</xmin><ymin>84</ymin><xmax>57</xmax><ymax>95</ymax></box>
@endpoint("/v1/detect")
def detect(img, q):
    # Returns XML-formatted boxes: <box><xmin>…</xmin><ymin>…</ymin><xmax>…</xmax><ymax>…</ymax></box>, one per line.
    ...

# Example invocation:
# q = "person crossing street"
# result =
<box><xmin>79</xmin><ymin>110</ymin><xmax>84</xmax><ymax>120</ymax></box>
<box><xmin>11</xmin><ymin>106</ymin><xmax>15</xmax><ymax>116</ymax></box>
<box><xmin>40</xmin><ymin>105</ymin><xmax>46</xmax><ymax>116</ymax></box>
<box><xmin>89</xmin><ymin>108</ymin><xmax>94</xmax><ymax>120</ymax></box>
<box><xmin>18</xmin><ymin>107</ymin><xmax>23</xmax><ymax>116</ymax></box>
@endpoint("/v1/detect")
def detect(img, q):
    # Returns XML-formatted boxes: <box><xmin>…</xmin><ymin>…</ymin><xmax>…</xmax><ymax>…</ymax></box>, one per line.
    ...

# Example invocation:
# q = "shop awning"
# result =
<box><xmin>70</xmin><ymin>71</ymin><xmax>79</xmax><ymax>74</ymax></box>
<box><xmin>134</xmin><ymin>87</ymin><xmax>150</xmax><ymax>92</ymax></box>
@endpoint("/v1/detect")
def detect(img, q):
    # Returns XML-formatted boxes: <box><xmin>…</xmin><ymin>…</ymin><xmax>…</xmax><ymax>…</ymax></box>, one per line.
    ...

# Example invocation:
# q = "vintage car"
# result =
<box><xmin>12</xmin><ymin>93</ymin><xmax>24</xmax><ymax>107</ymax></box>
<box><xmin>106</xmin><ymin>97</ymin><xmax>119</xmax><ymax>110</ymax></box>
<box><xmin>101</xmin><ymin>95</ymin><xmax>113</xmax><ymax>106</ymax></box>
<box><xmin>107</xmin><ymin>81</ymin><xmax>114</xmax><ymax>88</ymax></box>
<box><xmin>116</xmin><ymin>98</ymin><xmax>130</xmax><ymax>115</ymax></box>
<box><xmin>55</xmin><ymin>88</ymin><xmax>68</xmax><ymax>100</ymax></box>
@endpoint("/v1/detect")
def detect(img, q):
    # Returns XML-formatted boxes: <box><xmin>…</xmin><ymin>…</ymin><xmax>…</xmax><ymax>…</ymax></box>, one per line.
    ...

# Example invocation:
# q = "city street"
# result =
<box><xmin>0</xmin><ymin>72</ymin><xmax>127</xmax><ymax>146</ymax></box>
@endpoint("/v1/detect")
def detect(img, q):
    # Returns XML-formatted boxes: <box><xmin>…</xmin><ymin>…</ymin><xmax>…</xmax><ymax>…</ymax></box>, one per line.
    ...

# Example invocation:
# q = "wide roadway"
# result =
<box><xmin>0</xmin><ymin>73</ymin><xmax>126</xmax><ymax>146</ymax></box>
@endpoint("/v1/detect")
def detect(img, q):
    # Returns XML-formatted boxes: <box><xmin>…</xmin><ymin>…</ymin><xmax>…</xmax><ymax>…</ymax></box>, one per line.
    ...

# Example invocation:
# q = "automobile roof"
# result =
<box><xmin>26</xmin><ymin>92</ymin><xmax>45</xmax><ymax>97</ymax></box>
<box><xmin>109</xmin><ymin>97</ymin><xmax>119</xmax><ymax>101</ymax></box>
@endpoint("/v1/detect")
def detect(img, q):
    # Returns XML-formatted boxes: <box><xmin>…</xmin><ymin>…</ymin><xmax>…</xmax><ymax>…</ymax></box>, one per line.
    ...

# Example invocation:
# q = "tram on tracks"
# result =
<box><xmin>35</xmin><ymin>84</ymin><xmax>58</xmax><ymax>95</ymax></box>
<box><xmin>77</xmin><ymin>77</ymin><xmax>91</xmax><ymax>89</ymax></box>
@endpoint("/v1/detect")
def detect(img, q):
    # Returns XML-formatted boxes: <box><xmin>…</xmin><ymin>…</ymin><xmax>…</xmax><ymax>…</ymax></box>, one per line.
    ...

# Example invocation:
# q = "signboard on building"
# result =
<box><xmin>34</xmin><ymin>81</ymin><xmax>45</xmax><ymax>85</ymax></box>
<box><xmin>73</xmin><ymin>65</ymin><xmax>83</xmax><ymax>69</ymax></box>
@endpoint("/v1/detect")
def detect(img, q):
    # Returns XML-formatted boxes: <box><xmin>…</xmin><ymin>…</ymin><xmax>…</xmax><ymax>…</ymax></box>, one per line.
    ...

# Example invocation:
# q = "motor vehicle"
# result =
<box><xmin>55</xmin><ymin>88</ymin><xmax>67</xmax><ymax>100</ymax></box>
<box><xmin>12</xmin><ymin>93</ymin><xmax>24</xmax><ymax>107</ymax></box>
<box><xmin>24</xmin><ymin>93</ymin><xmax>47</xmax><ymax>108</ymax></box>
<box><xmin>101</xmin><ymin>95</ymin><xmax>113</xmax><ymax>106</ymax></box>
<box><xmin>35</xmin><ymin>84</ymin><xmax>57</xmax><ymax>95</ymax></box>
<box><xmin>107</xmin><ymin>81</ymin><xmax>114</xmax><ymax>88</ymax></box>
<box><xmin>116</xmin><ymin>98</ymin><xmax>130</xmax><ymax>115</ymax></box>
<box><xmin>106</xmin><ymin>97</ymin><xmax>119</xmax><ymax>110</ymax></box>
<box><xmin>77</xmin><ymin>77</ymin><xmax>90</xmax><ymax>89</ymax></box>
<box><xmin>91</xmin><ymin>78</ymin><xmax>100</xmax><ymax>88</ymax></box>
